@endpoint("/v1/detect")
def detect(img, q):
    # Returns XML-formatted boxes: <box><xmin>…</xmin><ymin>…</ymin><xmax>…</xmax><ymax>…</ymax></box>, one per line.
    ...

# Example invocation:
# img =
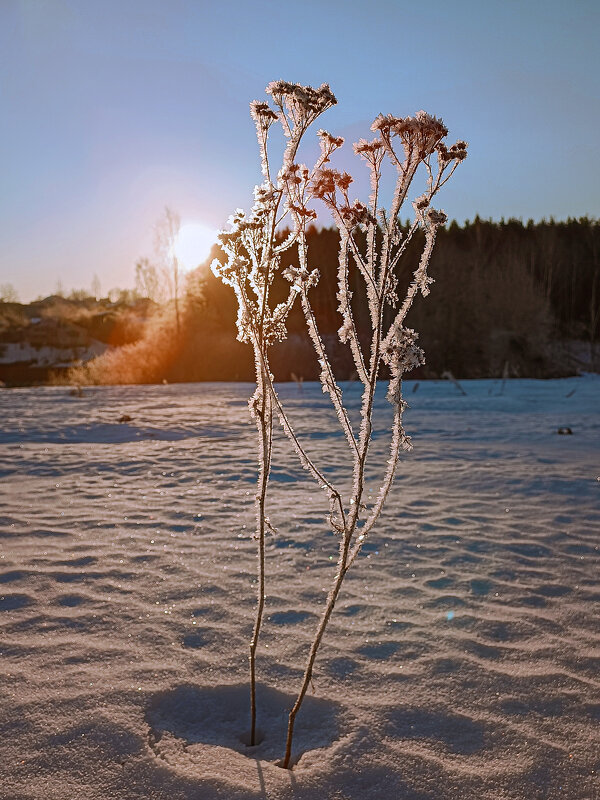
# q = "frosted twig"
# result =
<box><xmin>280</xmin><ymin>106</ymin><xmax>467</xmax><ymax>769</ymax></box>
<box><xmin>214</xmin><ymin>81</ymin><xmax>338</xmax><ymax>747</ymax></box>
<box><xmin>336</xmin><ymin>233</ymin><xmax>368</xmax><ymax>383</ymax></box>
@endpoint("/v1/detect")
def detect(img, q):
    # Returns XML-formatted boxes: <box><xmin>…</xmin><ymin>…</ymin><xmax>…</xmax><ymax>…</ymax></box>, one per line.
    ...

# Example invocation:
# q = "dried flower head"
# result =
<box><xmin>253</xmin><ymin>181</ymin><xmax>278</xmax><ymax>206</ymax></box>
<box><xmin>287</xmin><ymin>203</ymin><xmax>318</xmax><ymax>220</ymax></box>
<box><xmin>250</xmin><ymin>101</ymin><xmax>278</xmax><ymax>125</ymax></box>
<box><xmin>311</xmin><ymin>168</ymin><xmax>354</xmax><ymax>201</ymax></box>
<box><xmin>311</xmin><ymin>167</ymin><xmax>338</xmax><ymax>199</ymax></box>
<box><xmin>338</xmin><ymin>200</ymin><xmax>373</xmax><ymax>229</ymax></box>
<box><xmin>266</xmin><ymin>81</ymin><xmax>337</xmax><ymax>127</ymax></box>
<box><xmin>283</xmin><ymin>265</ymin><xmax>320</xmax><ymax>291</ymax></box>
<box><xmin>448</xmin><ymin>140</ymin><xmax>468</xmax><ymax>161</ymax></box>
<box><xmin>372</xmin><ymin>110</ymin><xmax>448</xmax><ymax>160</ymax></box>
<box><xmin>437</xmin><ymin>139</ymin><xmax>468</xmax><ymax>164</ymax></box>
<box><xmin>353</xmin><ymin>138</ymin><xmax>384</xmax><ymax>156</ymax></box>
<box><xmin>318</xmin><ymin>129</ymin><xmax>344</xmax><ymax>149</ymax></box>
<box><xmin>427</xmin><ymin>208</ymin><xmax>447</xmax><ymax>226</ymax></box>
<box><xmin>381</xmin><ymin>326</ymin><xmax>425</xmax><ymax>375</ymax></box>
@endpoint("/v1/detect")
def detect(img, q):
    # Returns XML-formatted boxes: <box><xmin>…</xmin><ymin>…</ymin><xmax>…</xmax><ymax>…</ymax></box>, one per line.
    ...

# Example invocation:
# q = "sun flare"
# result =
<box><xmin>172</xmin><ymin>221</ymin><xmax>218</xmax><ymax>271</ymax></box>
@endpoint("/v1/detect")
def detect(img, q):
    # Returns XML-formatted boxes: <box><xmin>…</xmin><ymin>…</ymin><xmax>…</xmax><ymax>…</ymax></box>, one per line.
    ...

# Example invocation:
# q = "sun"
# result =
<box><xmin>172</xmin><ymin>221</ymin><xmax>218</xmax><ymax>271</ymax></box>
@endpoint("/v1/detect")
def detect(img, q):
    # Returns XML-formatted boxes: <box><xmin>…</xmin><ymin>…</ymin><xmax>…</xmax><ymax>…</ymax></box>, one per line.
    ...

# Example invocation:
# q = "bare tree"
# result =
<box><xmin>0</xmin><ymin>283</ymin><xmax>19</xmax><ymax>303</ymax></box>
<box><xmin>155</xmin><ymin>207</ymin><xmax>182</xmax><ymax>332</ymax></box>
<box><xmin>91</xmin><ymin>274</ymin><xmax>102</xmax><ymax>301</ymax></box>
<box><xmin>135</xmin><ymin>257</ymin><xmax>165</xmax><ymax>304</ymax></box>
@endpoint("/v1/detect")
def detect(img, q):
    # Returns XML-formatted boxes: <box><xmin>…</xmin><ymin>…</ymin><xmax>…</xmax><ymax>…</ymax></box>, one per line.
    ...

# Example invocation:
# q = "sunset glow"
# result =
<box><xmin>172</xmin><ymin>222</ymin><xmax>218</xmax><ymax>271</ymax></box>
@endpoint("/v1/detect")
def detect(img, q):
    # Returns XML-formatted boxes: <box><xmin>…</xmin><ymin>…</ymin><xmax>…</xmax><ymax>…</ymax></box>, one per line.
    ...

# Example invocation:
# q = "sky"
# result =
<box><xmin>1</xmin><ymin>0</ymin><xmax>598</xmax><ymax>302</ymax></box>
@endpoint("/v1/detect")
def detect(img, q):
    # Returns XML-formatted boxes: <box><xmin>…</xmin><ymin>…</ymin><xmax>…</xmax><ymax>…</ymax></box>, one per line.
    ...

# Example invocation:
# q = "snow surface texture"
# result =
<box><xmin>1</xmin><ymin>377</ymin><xmax>598</xmax><ymax>799</ymax></box>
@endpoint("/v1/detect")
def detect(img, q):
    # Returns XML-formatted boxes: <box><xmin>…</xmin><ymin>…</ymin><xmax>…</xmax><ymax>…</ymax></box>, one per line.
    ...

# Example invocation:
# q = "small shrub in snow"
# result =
<box><xmin>213</xmin><ymin>81</ymin><xmax>466</xmax><ymax>767</ymax></box>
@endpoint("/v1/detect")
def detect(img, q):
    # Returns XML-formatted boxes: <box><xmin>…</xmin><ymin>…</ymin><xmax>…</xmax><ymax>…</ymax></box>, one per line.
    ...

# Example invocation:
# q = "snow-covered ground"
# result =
<box><xmin>0</xmin><ymin>377</ymin><xmax>598</xmax><ymax>799</ymax></box>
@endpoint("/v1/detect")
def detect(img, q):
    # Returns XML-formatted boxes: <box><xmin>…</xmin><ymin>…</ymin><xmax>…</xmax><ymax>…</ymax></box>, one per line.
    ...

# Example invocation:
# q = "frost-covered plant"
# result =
<box><xmin>212</xmin><ymin>80</ymin><xmax>337</xmax><ymax>746</ymax></box>
<box><xmin>214</xmin><ymin>81</ymin><xmax>467</xmax><ymax>767</ymax></box>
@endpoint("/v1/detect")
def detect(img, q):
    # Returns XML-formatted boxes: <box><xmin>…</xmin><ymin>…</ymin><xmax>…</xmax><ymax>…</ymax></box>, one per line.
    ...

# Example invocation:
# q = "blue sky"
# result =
<box><xmin>1</xmin><ymin>0</ymin><xmax>598</xmax><ymax>301</ymax></box>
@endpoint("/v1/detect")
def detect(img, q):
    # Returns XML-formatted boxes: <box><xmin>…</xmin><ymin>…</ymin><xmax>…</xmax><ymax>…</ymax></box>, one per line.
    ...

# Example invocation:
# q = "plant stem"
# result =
<box><xmin>249</xmin><ymin>367</ymin><xmax>272</xmax><ymax>746</ymax></box>
<box><xmin>282</xmin><ymin>538</ymin><xmax>351</xmax><ymax>768</ymax></box>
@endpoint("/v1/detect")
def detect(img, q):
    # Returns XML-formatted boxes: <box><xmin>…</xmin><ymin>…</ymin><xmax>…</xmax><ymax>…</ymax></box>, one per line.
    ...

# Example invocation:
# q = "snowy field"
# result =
<box><xmin>0</xmin><ymin>377</ymin><xmax>598</xmax><ymax>800</ymax></box>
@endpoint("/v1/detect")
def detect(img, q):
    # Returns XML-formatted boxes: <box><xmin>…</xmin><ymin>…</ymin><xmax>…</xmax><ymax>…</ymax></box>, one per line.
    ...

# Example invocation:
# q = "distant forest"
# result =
<box><xmin>152</xmin><ymin>216</ymin><xmax>598</xmax><ymax>383</ymax></box>
<box><xmin>2</xmin><ymin>217</ymin><xmax>598</xmax><ymax>385</ymax></box>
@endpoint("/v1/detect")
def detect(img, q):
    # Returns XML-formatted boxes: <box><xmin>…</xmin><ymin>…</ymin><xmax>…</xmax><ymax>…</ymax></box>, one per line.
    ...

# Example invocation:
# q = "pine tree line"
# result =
<box><xmin>189</xmin><ymin>217</ymin><xmax>598</xmax><ymax>380</ymax></box>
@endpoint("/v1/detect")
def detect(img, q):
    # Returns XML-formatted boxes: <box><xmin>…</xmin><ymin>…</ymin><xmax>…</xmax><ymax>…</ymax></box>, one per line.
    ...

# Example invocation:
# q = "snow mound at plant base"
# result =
<box><xmin>147</xmin><ymin>683</ymin><xmax>342</xmax><ymax>774</ymax></box>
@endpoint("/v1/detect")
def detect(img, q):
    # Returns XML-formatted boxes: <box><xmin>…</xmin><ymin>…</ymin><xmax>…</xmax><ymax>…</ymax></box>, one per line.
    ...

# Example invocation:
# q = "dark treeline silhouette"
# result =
<box><xmin>62</xmin><ymin>216</ymin><xmax>598</xmax><ymax>385</ymax></box>
<box><xmin>172</xmin><ymin>216</ymin><xmax>598</xmax><ymax>382</ymax></box>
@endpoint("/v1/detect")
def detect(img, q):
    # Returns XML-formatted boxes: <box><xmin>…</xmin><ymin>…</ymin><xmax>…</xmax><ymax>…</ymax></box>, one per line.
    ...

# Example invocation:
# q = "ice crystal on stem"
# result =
<box><xmin>214</xmin><ymin>80</ymin><xmax>466</xmax><ymax>768</ymax></box>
